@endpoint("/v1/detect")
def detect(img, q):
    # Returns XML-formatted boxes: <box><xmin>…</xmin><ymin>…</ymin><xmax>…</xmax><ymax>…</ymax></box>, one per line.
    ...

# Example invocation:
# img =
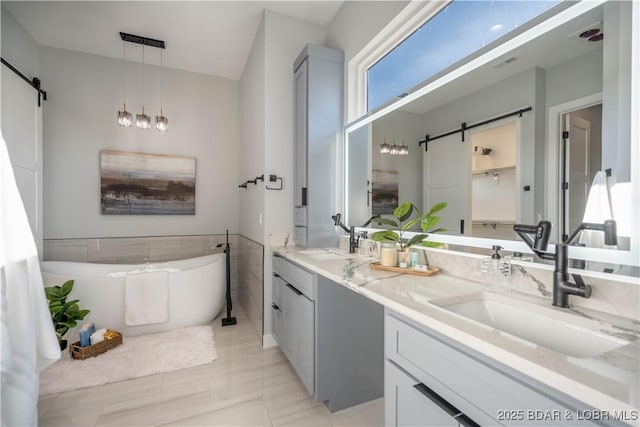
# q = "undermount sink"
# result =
<box><xmin>297</xmin><ymin>249</ymin><xmax>355</xmax><ymax>261</ymax></box>
<box><xmin>431</xmin><ymin>292</ymin><xmax>632</xmax><ymax>358</ymax></box>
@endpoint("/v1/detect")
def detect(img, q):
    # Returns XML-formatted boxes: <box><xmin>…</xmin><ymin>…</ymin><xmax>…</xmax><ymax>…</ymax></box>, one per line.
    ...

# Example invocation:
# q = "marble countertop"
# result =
<box><xmin>273</xmin><ymin>246</ymin><xmax>640</xmax><ymax>417</ymax></box>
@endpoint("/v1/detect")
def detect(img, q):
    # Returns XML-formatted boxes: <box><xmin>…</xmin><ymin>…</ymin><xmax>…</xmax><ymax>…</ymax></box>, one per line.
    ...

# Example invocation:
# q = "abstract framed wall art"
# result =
<box><xmin>372</xmin><ymin>169</ymin><xmax>399</xmax><ymax>215</ymax></box>
<box><xmin>100</xmin><ymin>150</ymin><xmax>196</xmax><ymax>215</ymax></box>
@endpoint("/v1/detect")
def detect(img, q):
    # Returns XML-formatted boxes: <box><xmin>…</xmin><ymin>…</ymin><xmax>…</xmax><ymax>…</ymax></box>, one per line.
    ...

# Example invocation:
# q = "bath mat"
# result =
<box><xmin>39</xmin><ymin>325</ymin><xmax>217</xmax><ymax>395</ymax></box>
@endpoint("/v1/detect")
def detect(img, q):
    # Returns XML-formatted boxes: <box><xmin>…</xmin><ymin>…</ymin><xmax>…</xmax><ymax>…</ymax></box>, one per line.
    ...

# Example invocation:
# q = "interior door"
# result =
<box><xmin>565</xmin><ymin>114</ymin><xmax>591</xmax><ymax>234</ymax></box>
<box><xmin>423</xmin><ymin>133</ymin><xmax>468</xmax><ymax>235</ymax></box>
<box><xmin>1</xmin><ymin>68</ymin><xmax>43</xmax><ymax>258</ymax></box>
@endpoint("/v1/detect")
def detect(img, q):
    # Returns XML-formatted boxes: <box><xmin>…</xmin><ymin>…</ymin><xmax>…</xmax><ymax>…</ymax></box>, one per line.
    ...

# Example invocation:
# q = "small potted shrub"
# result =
<box><xmin>45</xmin><ymin>280</ymin><xmax>90</xmax><ymax>351</ymax></box>
<box><xmin>370</xmin><ymin>201</ymin><xmax>447</xmax><ymax>266</ymax></box>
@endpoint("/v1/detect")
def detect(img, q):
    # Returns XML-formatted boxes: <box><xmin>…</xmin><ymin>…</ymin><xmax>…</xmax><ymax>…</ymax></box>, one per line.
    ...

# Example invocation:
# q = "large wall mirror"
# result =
<box><xmin>345</xmin><ymin>0</ymin><xmax>638</xmax><ymax>272</ymax></box>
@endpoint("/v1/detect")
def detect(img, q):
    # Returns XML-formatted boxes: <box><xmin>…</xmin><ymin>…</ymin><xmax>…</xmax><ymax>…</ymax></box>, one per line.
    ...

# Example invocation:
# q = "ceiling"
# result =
<box><xmin>3</xmin><ymin>1</ymin><xmax>345</xmax><ymax>80</ymax></box>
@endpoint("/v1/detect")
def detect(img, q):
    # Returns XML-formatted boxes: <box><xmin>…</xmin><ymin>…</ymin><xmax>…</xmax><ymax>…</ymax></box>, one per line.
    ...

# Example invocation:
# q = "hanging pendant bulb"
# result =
<box><xmin>380</xmin><ymin>138</ymin><xmax>390</xmax><ymax>154</ymax></box>
<box><xmin>117</xmin><ymin>40</ymin><xmax>132</xmax><ymax>127</ymax></box>
<box><xmin>156</xmin><ymin>48</ymin><xmax>168</xmax><ymax>131</ymax></box>
<box><xmin>136</xmin><ymin>44</ymin><xmax>151</xmax><ymax>129</ymax></box>
<box><xmin>136</xmin><ymin>108</ymin><xmax>151</xmax><ymax>129</ymax></box>
<box><xmin>399</xmin><ymin>140</ymin><xmax>409</xmax><ymax>155</ymax></box>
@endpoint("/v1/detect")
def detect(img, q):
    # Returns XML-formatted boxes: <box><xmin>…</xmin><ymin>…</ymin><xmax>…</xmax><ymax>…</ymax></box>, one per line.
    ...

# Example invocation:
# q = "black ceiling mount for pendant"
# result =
<box><xmin>119</xmin><ymin>32</ymin><xmax>165</xmax><ymax>49</ymax></box>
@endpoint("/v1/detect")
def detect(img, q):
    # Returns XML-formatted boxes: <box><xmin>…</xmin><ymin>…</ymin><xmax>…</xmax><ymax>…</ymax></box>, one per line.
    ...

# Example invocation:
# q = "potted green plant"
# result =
<box><xmin>45</xmin><ymin>280</ymin><xmax>90</xmax><ymax>351</ymax></box>
<box><xmin>370</xmin><ymin>201</ymin><xmax>447</xmax><ymax>265</ymax></box>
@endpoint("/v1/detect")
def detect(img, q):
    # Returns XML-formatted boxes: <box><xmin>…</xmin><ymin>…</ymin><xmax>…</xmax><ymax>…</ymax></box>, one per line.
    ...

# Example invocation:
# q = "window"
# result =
<box><xmin>366</xmin><ymin>0</ymin><xmax>561</xmax><ymax>112</ymax></box>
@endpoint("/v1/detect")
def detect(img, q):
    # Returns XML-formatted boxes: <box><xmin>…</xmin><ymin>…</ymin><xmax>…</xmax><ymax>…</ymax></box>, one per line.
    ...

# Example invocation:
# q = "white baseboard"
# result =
<box><xmin>262</xmin><ymin>334</ymin><xmax>278</xmax><ymax>348</ymax></box>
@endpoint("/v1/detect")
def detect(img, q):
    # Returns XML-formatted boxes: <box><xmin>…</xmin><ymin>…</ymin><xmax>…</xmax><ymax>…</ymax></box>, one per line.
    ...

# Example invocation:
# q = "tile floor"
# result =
<box><xmin>38</xmin><ymin>306</ymin><xmax>384</xmax><ymax>426</ymax></box>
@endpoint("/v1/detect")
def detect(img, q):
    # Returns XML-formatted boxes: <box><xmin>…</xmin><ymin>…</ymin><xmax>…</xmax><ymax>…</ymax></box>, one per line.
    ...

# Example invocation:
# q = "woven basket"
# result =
<box><xmin>69</xmin><ymin>332</ymin><xmax>123</xmax><ymax>360</ymax></box>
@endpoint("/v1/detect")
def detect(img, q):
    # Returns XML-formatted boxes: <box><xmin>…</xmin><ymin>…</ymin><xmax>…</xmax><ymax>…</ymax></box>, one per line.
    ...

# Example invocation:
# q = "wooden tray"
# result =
<box><xmin>369</xmin><ymin>262</ymin><xmax>439</xmax><ymax>276</ymax></box>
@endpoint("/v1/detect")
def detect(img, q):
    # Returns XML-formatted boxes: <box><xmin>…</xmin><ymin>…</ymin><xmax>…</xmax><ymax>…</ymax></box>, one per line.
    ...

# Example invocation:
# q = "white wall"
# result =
<box><xmin>264</xmin><ymin>10</ymin><xmax>326</xmax><ymax>243</ymax></box>
<box><xmin>371</xmin><ymin>110</ymin><xmax>423</xmax><ymax>210</ymax></box>
<box><xmin>326</xmin><ymin>1</ymin><xmax>408</xmax><ymax>66</ymax></box>
<box><xmin>1</xmin><ymin>6</ymin><xmax>39</xmax><ymax>78</ymax></box>
<box><xmin>238</xmin><ymin>11</ymin><xmax>326</xmax><ymax>344</ymax></box>
<box><xmin>545</xmin><ymin>48</ymin><xmax>603</xmax><ymax>109</ymax></box>
<box><xmin>239</xmin><ymin>17</ymin><xmax>266</xmax><ymax>245</ymax></box>
<box><xmin>326</xmin><ymin>1</ymin><xmax>409</xmax><ymax>125</ymax></box>
<box><xmin>40</xmin><ymin>46</ymin><xmax>240</xmax><ymax>238</ymax></box>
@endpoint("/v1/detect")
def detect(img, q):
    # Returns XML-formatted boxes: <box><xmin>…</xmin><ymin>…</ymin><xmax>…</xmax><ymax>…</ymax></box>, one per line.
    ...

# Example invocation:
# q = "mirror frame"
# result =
<box><xmin>344</xmin><ymin>0</ymin><xmax>639</xmax><ymax>267</ymax></box>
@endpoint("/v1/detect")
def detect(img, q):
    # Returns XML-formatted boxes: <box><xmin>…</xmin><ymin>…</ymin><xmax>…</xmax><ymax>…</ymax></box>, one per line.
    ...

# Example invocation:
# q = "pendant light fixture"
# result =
<box><xmin>119</xmin><ymin>32</ymin><xmax>167</xmax><ymax>131</ymax></box>
<box><xmin>117</xmin><ymin>40</ymin><xmax>132</xmax><ymax>127</ymax></box>
<box><xmin>155</xmin><ymin>48</ymin><xmax>168</xmax><ymax>131</ymax></box>
<box><xmin>136</xmin><ymin>44</ymin><xmax>151</xmax><ymax>129</ymax></box>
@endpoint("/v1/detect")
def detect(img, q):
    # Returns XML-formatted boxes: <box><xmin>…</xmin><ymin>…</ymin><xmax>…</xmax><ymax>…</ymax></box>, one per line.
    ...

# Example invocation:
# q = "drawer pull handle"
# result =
<box><xmin>413</xmin><ymin>383</ymin><xmax>459</xmax><ymax>417</ymax></box>
<box><xmin>456</xmin><ymin>413</ymin><xmax>480</xmax><ymax>427</ymax></box>
<box><xmin>273</xmin><ymin>273</ymin><xmax>280</xmax><ymax>278</ymax></box>
<box><xmin>271</xmin><ymin>303</ymin><xmax>280</xmax><ymax>311</ymax></box>
<box><xmin>413</xmin><ymin>383</ymin><xmax>480</xmax><ymax>427</ymax></box>
<box><xmin>285</xmin><ymin>282</ymin><xmax>303</xmax><ymax>296</ymax></box>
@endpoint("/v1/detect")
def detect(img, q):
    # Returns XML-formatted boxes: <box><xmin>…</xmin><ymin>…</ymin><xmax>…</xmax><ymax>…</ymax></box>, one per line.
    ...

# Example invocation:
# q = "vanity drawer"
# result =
<box><xmin>294</xmin><ymin>226</ymin><xmax>307</xmax><ymax>246</ymax></box>
<box><xmin>385</xmin><ymin>311</ymin><xmax>599</xmax><ymax>426</ymax></box>
<box><xmin>273</xmin><ymin>254</ymin><xmax>283</xmax><ymax>276</ymax></box>
<box><xmin>294</xmin><ymin>207</ymin><xmax>307</xmax><ymax>226</ymax></box>
<box><xmin>273</xmin><ymin>275</ymin><xmax>285</xmax><ymax>306</ymax></box>
<box><xmin>280</xmin><ymin>258</ymin><xmax>314</xmax><ymax>300</ymax></box>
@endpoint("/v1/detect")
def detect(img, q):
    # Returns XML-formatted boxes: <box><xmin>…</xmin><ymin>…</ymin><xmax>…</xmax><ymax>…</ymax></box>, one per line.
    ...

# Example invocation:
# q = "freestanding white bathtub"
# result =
<box><xmin>40</xmin><ymin>254</ymin><xmax>226</xmax><ymax>337</ymax></box>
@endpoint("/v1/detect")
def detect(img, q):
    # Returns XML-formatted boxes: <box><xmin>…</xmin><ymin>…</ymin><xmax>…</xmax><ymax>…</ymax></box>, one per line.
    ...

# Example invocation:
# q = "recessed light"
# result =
<box><xmin>589</xmin><ymin>33</ymin><xmax>604</xmax><ymax>42</ymax></box>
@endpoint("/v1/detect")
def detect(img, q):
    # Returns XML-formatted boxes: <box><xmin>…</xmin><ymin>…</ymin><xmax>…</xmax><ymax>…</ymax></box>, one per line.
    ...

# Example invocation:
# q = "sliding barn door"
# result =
<box><xmin>1</xmin><ymin>69</ymin><xmax>44</xmax><ymax>257</ymax></box>
<box><xmin>422</xmin><ymin>133</ymin><xmax>469</xmax><ymax>235</ymax></box>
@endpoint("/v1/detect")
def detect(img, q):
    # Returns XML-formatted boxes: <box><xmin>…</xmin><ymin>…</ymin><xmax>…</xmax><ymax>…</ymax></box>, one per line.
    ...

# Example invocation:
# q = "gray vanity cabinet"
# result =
<box><xmin>386</xmin><ymin>360</ymin><xmax>461</xmax><ymax>427</ymax></box>
<box><xmin>293</xmin><ymin>45</ymin><xmax>344</xmax><ymax>248</ymax></box>
<box><xmin>272</xmin><ymin>254</ymin><xmax>385</xmax><ymax>412</ymax></box>
<box><xmin>272</xmin><ymin>255</ymin><xmax>315</xmax><ymax>395</ymax></box>
<box><xmin>385</xmin><ymin>309</ymin><xmax>609</xmax><ymax>427</ymax></box>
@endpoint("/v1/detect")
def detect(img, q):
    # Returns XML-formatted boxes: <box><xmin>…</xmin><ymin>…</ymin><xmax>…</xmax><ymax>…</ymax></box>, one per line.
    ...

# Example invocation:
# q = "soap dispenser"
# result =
<box><xmin>481</xmin><ymin>245</ymin><xmax>511</xmax><ymax>291</ymax></box>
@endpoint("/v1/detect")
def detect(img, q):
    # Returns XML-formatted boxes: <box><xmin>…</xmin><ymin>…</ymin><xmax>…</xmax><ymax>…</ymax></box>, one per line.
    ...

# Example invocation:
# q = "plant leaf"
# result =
<box><xmin>76</xmin><ymin>310</ymin><xmax>90</xmax><ymax>319</ymax></box>
<box><xmin>61</xmin><ymin>279</ymin><xmax>74</xmax><ymax>296</ymax></box>
<box><xmin>393</xmin><ymin>202</ymin><xmax>413</xmax><ymax>222</ymax></box>
<box><xmin>370</xmin><ymin>217</ymin><xmax>398</xmax><ymax>228</ymax></box>
<box><xmin>401</xmin><ymin>217</ymin><xmax>422</xmax><ymax>232</ymax></box>
<box><xmin>426</xmin><ymin>202</ymin><xmax>447</xmax><ymax>217</ymax></box>
<box><xmin>429</xmin><ymin>228</ymin><xmax>446</xmax><ymax>234</ymax></box>
<box><xmin>422</xmin><ymin>241</ymin><xmax>445</xmax><ymax>248</ymax></box>
<box><xmin>371</xmin><ymin>230</ymin><xmax>400</xmax><ymax>242</ymax></box>
<box><xmin>45</xmin><ymin>287</ymin><xmax>62</xmax><ymax>301</ymax></box>
<box><xmin>420</xmin><ymin>216</ymin><xmax>440</xmax><ymax>232</ymax></box>
<box><xmin>406</xmin><ymin>234</ymin><xmax>429</xmax><ymax>247</ymax></box>
<box><xmin>61</xmin><ymin>321</ymin><xmax>77</xmax><ymax>329</ymax></box>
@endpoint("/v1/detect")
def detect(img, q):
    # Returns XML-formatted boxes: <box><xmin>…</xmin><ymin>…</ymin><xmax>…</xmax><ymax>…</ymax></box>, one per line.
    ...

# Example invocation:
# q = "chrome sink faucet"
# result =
<box><xmin>331</xmin><ymin>213</ymin><xmax>357</xmax><ymax>254</ymax></box>
<box><xmin>514</xmin><ymin>220</ymin><xmax>617</xmax><ymax>308</ymax></box>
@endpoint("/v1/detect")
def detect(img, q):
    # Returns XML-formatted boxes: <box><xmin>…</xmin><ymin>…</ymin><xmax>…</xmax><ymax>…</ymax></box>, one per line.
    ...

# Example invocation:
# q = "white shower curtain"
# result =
<box><xmin>0</xmin><ymin>131</ymin><xmax>60</xmax><ymax>426</ymax></box>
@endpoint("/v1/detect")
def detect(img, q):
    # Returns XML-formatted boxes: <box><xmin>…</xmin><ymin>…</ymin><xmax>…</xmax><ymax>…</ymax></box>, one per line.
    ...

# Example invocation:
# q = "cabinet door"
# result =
<box><xmin>282</xmin><ymin>280</ymin><xmax>315</xmax><ymax>395</ymax></box>
<box><xmin>386</xmin><ymin>361</ymin><xmax>460</xmax><ymax>427</ymax></box>
<box><xmin>292</xmin><ymin>289</ymin><xmax>314</xmax><ymax>394</ymax></box>
<box><xmin>281</xmin><ymin>283</ymin><xmax>296</xmax><ymax>361</ymax></box>
<box><xmin>272</xmin><ymin>304</ymin><xmax>282</xmax><ymax>344</ymax></box>
<box><xmin>294</xmin><ymin>60</ymin><xmax>308</xmax><ymax>208</ymax></box>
